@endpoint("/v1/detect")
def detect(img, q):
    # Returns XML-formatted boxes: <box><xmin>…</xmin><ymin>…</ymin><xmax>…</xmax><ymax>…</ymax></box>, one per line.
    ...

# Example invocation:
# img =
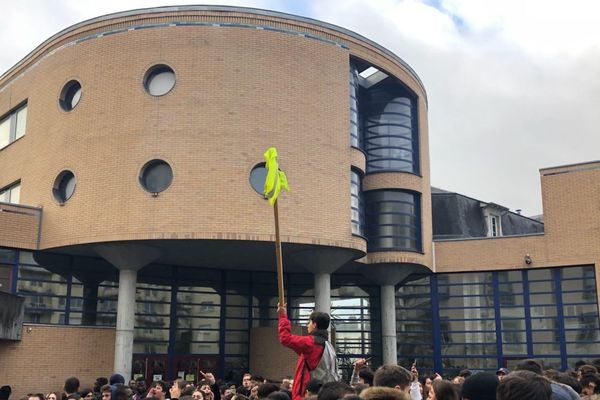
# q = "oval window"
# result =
<box><xmin>249</xmin><ymin>163</ymin><xmax>267</xmax><ymax>196</ymax></box>
<box><xmin>53</xmin><ymin>170</ymin><xmax>76</xmax><ymax>203</ymax></box>
<box><xmin>59</xmin><ymin>80</ymin><xmax>82</xmax><ymax>111</ymax></box>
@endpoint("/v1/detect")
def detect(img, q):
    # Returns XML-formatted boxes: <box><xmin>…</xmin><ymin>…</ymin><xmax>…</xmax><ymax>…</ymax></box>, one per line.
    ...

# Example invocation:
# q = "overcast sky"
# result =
<box><xmin>2</xmin><ymin>0</ymin><xmax>599</xmax><ymax>217</ymax></box>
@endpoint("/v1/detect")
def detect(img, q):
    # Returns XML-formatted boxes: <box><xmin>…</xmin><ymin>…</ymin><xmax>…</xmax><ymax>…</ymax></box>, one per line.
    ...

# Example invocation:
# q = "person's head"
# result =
<box><xmin>359</xmin><ymin>368</ymin><xmax>374</xmax><ymax>386</ymax></box>
<box><xmin>256</xmin><ymin>384</ymin><xmax>279</xmax><ymax>400</ymax></box>
<box><xmin>580</xmin><ymin>373</ymin><xmax>600</xmax><ymax>396</ymax></box>
<box><xmin>0</xmin><ymin>386</ymin><xmax>11</xmax><ymax>400</ymax></box>
<box><xmin>359</xmin><ymin>387</ymin><xmax>409</xmax><ymax>400</ymax></box>
<box><xmin>373</xmin><ymin>365</ymin><xmax>412</xmax><ymax>392</ymax></box>
<box><xmin>233</xmin><ymin>395</ymin><xmax>248</xmax><ymax>400</ymax></box>
<box><xmin>250</xmin><ymin>386</ymin><xmax>259</xmax><ymax>399</ymax></box>
<box><xmin>308</xmin><ymin>311</ymin><xmax>330</xmax><ymax>333</ymax></box>
<box><xmin>316</xmin><ymin>382</ymin><xmax>354</xmax><ymax>400</ymax></box>
<box><xmin>110</xmin><ymin>375</ymin><xmax>126</xmax><ymax>386</ymax></box>
<box><xmin>95</xmin><ymin>379</ymin><xmax>109</xmax><ymax>393</ymax></box>
<box><xmin>430</xmin><ymin>380</ymin><xmax>459</xmax><ymax>400</ymax></box>
<box><xmin>80</xmin><ymin>390</ymin><xmax>94</xmax><ymax>400</ymax></box>
<box><xmin>199</xmin><ymin>381</ymin><xmax>213</xmax><ymax>400</ymax></box>
<box><xmin>192</xmin><ymin>391</ymin><xmax>203</xmax><ymax>400</ymax></box>
<box><xmin>351</xmin><ymin>384</ymin><xmax>367</xmax><ymax>396</ymax></box>
<box><xmin>65</xmin><ymin>377</ymin><xmax>81</xmax><ymax>395</ymax></box>
<box><xmin>418</xmin><ymin>376</ymin><xmax>434</xmax><ymax>399</ymax></box>
<box><xmin>305</xmin><ymin>379</ymin><xmax>321</xmax><ymax>398</ymax></box>
<box><xmin>266</xmin><ymin>392</ymin><xmax>290</xmax><ymax>400</ymax></box>
<box><xmin>149</xmin><ymin>382</ymin><xmax>167</xmax><ymax>400</ymax></box>
<box><xmin>66</xmin><ymin>395</ymin><xmax>81</xmax><ymax>400</ymax></box>
<box><xmin>243</xmin><ymin>374</ymin><xmax>253</xmax><ymax>389</ymax></box>
<box><xmin>113</xmin><ymin>386</ymin><xmax>131</xmax><ymax>400</ymax></box>
<box><xmin>27</xmin><ymin>394</ymin><xmax>45</xmax><ymax>400</ymax></box>
<box><xmin>578</xmin><ymin>364</ymin><xmax>598</xmax><ymax>379</ymax></box>
<box><xmin>279</xmin><ymin>382</ymin><xmax>291</xmax><ymax>391</ymax></box>
<box><xmin>101</xmin><ymin>385</ymin><xmax>112</xmax><ymax>400</ymax></box>
<box><xmin>515</xmin><ymin>359</ymin><xmax>543</xmax><ymax>375</ymax></box>
<box><xmin>459</xmin><ymin>370</ymin><xmax>472</xmax><ymax>379</ymax></box>
<box><xmin>555</xmin><ymin>373</ymin><xmax>581</xmax><ymax>394</ymax></box>
<box><xmin>496</xmin><ymin>370</ymin><xmax>552</xmax><ymax>400</ymax></box>
<box><xmin>135</xmin><ymin>377</ymin><xmax>146</xmax><ymax>394</ymax></box>
<box><xmin>45</xmin><ymin>394</ymin><xmax>58</xmax><ymax>400</ymax></box>
<box><xmin>496</xmin><ymin>368</ymin><xmax>510</xmax><ymax>381</ymax></box>
<box><xmin>461</xmin><ymin>372</ymin><xmax>499</xmax><ymax>400</ymax></box>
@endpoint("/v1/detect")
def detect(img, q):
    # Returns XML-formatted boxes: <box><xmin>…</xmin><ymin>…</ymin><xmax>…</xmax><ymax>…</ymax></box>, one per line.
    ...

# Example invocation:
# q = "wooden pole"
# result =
<box><xmin>274</xmin><ymin>200</ymin><xmax>285</xmax><ymax>306</ymax></box>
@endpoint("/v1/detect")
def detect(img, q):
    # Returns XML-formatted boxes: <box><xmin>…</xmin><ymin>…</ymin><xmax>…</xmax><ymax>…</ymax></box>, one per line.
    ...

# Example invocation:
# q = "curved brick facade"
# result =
<box><xmin>0</xmin><ymin>6</ymin><xmax>432</xmax><ymax>271</ymax></box>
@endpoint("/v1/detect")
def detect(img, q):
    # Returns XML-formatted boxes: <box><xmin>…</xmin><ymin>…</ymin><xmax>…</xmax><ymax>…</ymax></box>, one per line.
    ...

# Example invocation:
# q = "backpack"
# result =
<box><xmin>307</xmin><ymin>341</ymin><xmax>341</xmax><ymax>383</ymax></box>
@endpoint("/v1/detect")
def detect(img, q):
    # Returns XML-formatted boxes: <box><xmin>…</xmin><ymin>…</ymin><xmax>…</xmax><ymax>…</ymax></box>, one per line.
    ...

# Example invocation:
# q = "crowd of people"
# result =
<box><xmin>2</xmin><ymin>357</ymin><xmax>600</xmax><ymax>400</ymax></box>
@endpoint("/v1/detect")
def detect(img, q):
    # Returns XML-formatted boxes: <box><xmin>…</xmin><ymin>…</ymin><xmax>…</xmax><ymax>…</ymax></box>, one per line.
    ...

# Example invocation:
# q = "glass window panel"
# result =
<box><xmin>499</xmin><ymin>293</ymin><xmax>524</xmax><ymax>306</ymax></box>
<box><xmin>251</xmin><ymin>319</ymin><xmax>277</xmax><ymax>328</ymax></box>
<box><xmin>134</xmin><ymin>328</ymin><xmax>170</xmax><ymax>341</ymax></box>
<box><xmin>70</xmin><ymin>284</ymin><xmax>83</xmax><ymax>297</ymax></box>
<box><xmin>444</xmin><ymin>273</ymin><xmax>492</xmax><ymax>285</ymax></box>
<box><xmin>442</xmin><ymin>357</ymin><xmax>497</xmax><ymax>370</ymax></box>
<box><xmin>442</xmin><ymin>330</ymin><xmax>496</xmax><ymax>344</ymax></box>
<box><xmin>566</xmin><ymin>342</ymin><xmax>600</xmax><ymax>354</ymax></box>
<box><xmin>176</xmin><ymin>317</ymin><xmax>220</xmax><ymax>330</ymax></box>
<box><xmin>177</xmin><ymin>292</ymin><xmax>220</xmax><ymax>304</ymax></box>
<box><xmin>439</xmin><ymin>308</ymin><xmax>495</xmax><ymax>320</ymax></box>
<box><xmin>136</xmin><ymin>289</ymin><xmax>171</xmax><ymax>302</ymax></box>
<box><xmin>397</xmin><ymin>309</ymin><xmax>432</xmax><ymax>320</ymax></box>
<box><xmin>178</xmin><ymin>285</ymin><xmax>219</xmax><ymax>293</ymax></box>
<box><xmin>15</xmin><ymin>106</ymin><xmax>27</xmax><ymax>139</ymax></box>
<box><xmin>189</xmin><ymin>342</ymin><xmax>219</xmax><ymax>354</ymax></box>
<box><xmin>528</xmin><ymin>281</ymin><xmax>554</xmax><ymax>293</ymax></box>
<box><xmin>441</xmin><ymin>344</ymin><xmax>497</xmax><ymax>356</ymax></box>
<box><xmin>18</xmin><ymin>265</ymin><xmax>65</xmax><ymax>282</ymax></box>
<box><xmin>135</xmin><ymin>302</ymin><xmax>170</xmax><ymax>315</ymax></box>
<box><xmin>532</xmin><ymin>330</ymin><xmax>559</xmax><ymax>342</ymax></box>
<box><xmin>133</xmin><ymin>342</ymin><xmax>168</xmax><ymax>354</ymax></box>
<box><xmin>175</xmin><ymin>330</ymin><xmax>219</xmax><ymax>342</ymax></box>
<box><xmin>561</xmin><ymin>266</ymin><xmax>588</xmax><ymax>279</ymax></box>
<box><xmin>225</xmin><ymin>331</ymin><xmax>249</xmax><ymax>342</ymax></box>
<box><xmin>19</xmin><ymin>251</ymin><xmax>37</xmax><ymax>265</ymax></box>
<box><xmin>96</xmin><ymin>313</ymin><xmax>116</xmax><ymax>326</ymax></box>
<box><xmin>0</xmin><ymin>249</ymin><xmax>15</xmax><ymax>263</ymax></box>
<box><xmin>18</xmin><ymin>281</ymin><xmax>68</xmax><ymax>296</ymax></box>
<box><xmin>532</xmin><ymin>342</ymin><xmax>560</xmax><ymax>354</ymax></box>
<box><xmin>563</xmin><ymin>304</ymin><xmax>599</xmax><ymax>317</ymax></box>
<box><xmin>177</xmin><ymin>303</ymin><xmax>220</xmax><ymax>317</ymax></box>
<box><xmin>562</xmin><ymin>291</ymin><xmax>593</xmax><ymax>304</ymax></box>
<box><xmin>499</xmin><ymin>308</ymin><xmax>525</xmax><ymax>318</ymax></box>
<box><xmin>0</xmin><ymin>116</ymin><xmax>10</xmax><ymax>148</ymax></box>
<box><xmin>502</xmin><ymin>343</ymin><xmax>528</xmax><ymax>355</ymax></box>
<box><xmin>225</xmin><ymin>343</ymin><xmax>248</xmax><ymax>354</ymax></box>
<box><xmin>226</xmin><ymin>307</ymin><xmax>249</xmax><ymax>318</ymax></box>
<box><xmin>24</xmin><ymin>311</ymin><xmax>66</xmax><ymax>324</ymax></box>
<box><xmin>226</xmin><ymin>295</ymin><xmax>249</xmax><ymax>306</ymax></box>
<box><xmin>528</xmin><ymin>269</ymin><xmax>552</xmax><ymax>280</ymax></box>
<box><xmin>227</xmin><ymin>284</ymin><xmax>249</xmax><ymax>295</ymax></box>
<box><xmin>530</xmin><ymin>306</ymin><xmax>557</xmax><ymax>317</ymax></box>
<box><xmin>226</xmin><ymin>319</ymin><xmax>248</xmax><ymax>330</ymax></box>
<box><xmin>531</xmin><ymin>318</ymin><xmax>557</xmax><ymax>330</ymax></box>
<box><xmin>135</xmin><ymin>315</ymin><xmax>170</xmax><ymax>328</ymax></box>
<box><xmin>529</xmin><ymin>293</ymin><xmax>556</xmax><ymax>304</ymax></box>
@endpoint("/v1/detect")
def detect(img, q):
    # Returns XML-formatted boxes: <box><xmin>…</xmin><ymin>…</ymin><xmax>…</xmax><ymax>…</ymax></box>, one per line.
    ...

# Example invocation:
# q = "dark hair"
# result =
<box><xmin>373</xmin><ymin>365</ymin><xmax>412</xmax><ymax>390</ymax></box>
<box><xmin>317</xmin><ymin>382</ymin><xmax>354</xmax><ymax>400</ymax></box>
<box><xmin>581</xmin><ymin>373</ymin><xmax>600</xmax><ymax>394</ymax></box>
<box><xmin>256</xmin><ymin>384</ymin><xmax>279</xmax><ymax>399</ymax></box>
<box><xmin>66</xmin><ymin>395</ymin><xmax>81</xmax><ymax>400</ymax></box>
<box><xmin>351</xmin><ymin>384</ymin><xmax>367</xmax><ymax>396</ymax></box>
<box><xmin>65</xmin><ymin>378</ymin><xmax>81</xmax><ymax>394</ymax></box>
<box><xmin>497</xmin><ymin>370</ymin><xmax>552</xmax><ymax>400</ymax></box>
<box><xmin>358</xmin><ymin>367</ymin><xmax>374</xmax><ymax>386</ymax></box>
<box><xmin>182</xmin><ymin>387</ymin><xmax>195</xmax><ymax>397</ymax></box>
<box><xmin>309</xmin><ymin>311</ymin><xmax>330</xmax><ymax>330</ymax></box>
<box><xmin>79</xmin><ymin>390</ymin><xmax>93</xmax><ymax>399</ymax></box>
<box><xmin>555</xmin><ymin>373</ymin><xmax>582</xmax><ymax>394</ymax></box>
<box><xmin>151</xmin><ymin>382</ymin><xmax>168</xmax><ymax>393</ymax></box>
<box><xmin>266</xmin><ymin>392</ymin><xmax>289</xmax><ymax>400</ymax></box>
<box><xmin>100</xmin><ymin>385</ymin><xmax>112</xmax><ymax>394</ymax></box>
<box><xmin>461</xmin><ymin>372</ymin><xmax>499</xmax><ymax>400</ymax></box>
<box><xmin>578</xmin><ymin>364</ymin><xmax>598</xmax><ymax>376</ymax></box>
<box><xmin>305</xmin><ymin>379</ymin><xmax>322</xmax><ymax>396</ymax></box>
<box><xmin>27</xmin><ymin>394</ymin><xmax>44</xmax><ymax>400</ymax></box>
<box><xmin>458</xmin><ymin>369</ymin><xmax>472</xmax><ymax>378</ymax></box>
<box><xmin>515</xmin><ymin>359</ymin><xmax>543</xmax><ymax>375</ymax></box>
<box><xmin>233</xmin><ymin>395</ymin><xmax>249</xmax><ymax>400</ymax></box>
<box><xmin>431</xmin><ymin>381</ymin><xmax>458</xmax><ymax>400</ymax></box>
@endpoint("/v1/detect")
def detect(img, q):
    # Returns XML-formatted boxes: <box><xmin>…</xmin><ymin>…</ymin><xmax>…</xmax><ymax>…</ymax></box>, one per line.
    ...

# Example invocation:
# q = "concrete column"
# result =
<box><xmin>95</xmin><ymin>243</ymin><xmax>162</xmax><ymax>380</ymax></box>
<box><xmin>380</xmin><ymin>284</ymin><xmax>397</xmax><ymax>364</ymax></box>
<box><xmin>114</xmin><ymin>268</ymin><xmax>138</xmax><ymax>378</ymax></box>
<box><xmin>362</xmin><ymin>263</ymin><xmax>419</xmax><ymax>365</ymax></box>
<box><xmin>314</xmin><ymin>272</ymin><xmax>331</xmax><ymax>314</ymax></box>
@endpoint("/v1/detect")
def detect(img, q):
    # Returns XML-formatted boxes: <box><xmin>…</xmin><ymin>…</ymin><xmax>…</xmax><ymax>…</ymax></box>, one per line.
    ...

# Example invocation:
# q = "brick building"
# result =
<box><xmin>0</xmin><ymin>5</ymin><xmax>598</xmax><ymax>396</ymax></box>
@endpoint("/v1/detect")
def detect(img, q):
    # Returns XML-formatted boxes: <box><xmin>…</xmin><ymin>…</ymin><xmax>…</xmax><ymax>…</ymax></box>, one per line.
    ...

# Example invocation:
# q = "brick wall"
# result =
<box><xmin>0</xmin><ymin>203</ymin><xmax>41</xmax><ymax>249</ymax></box>
<box><xmin>0</xmin><ymin>325</ymin><xmax>115</xmax><ymax>398</ymax></box>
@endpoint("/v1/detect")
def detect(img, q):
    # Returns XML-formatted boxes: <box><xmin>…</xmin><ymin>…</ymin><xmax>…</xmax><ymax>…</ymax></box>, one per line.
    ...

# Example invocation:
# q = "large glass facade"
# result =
<box><xmin>351</xmin><ymin>170</ymin><xmax>365</xmax><ymax>236</ymax></box>
<box><xmin>8</xmin><ymin>249</ymin><xmax>377</xmax><ymax>382</ymax></box>
<box><xmin>397</xmin><ymin>266</ymin><xmax>600</xmax><ymax>375</ymax></box>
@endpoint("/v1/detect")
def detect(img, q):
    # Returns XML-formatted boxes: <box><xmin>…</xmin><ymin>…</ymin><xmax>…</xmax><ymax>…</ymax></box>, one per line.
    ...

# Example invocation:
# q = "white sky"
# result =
<box><xmin>3</xmin><ymin>0</ymin><xmax>600</xmax><ymax>216</ymax></box>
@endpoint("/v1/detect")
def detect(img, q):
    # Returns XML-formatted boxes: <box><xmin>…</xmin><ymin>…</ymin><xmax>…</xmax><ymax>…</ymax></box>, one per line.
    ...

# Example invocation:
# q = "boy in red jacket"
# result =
<box><xmin>278</xmin><ymin>303</ymin><xmax>330</xmax><ymax>400</ymax></box>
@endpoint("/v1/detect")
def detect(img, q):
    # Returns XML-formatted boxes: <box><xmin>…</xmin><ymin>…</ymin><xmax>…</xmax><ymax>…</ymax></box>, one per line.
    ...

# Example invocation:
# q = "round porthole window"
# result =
<box><xmin>249</xmin><ymin>163</ymin><xmax>267</xmax><ymax>196</ymax></box>
<box><xmin>59</xmin><ymin>80</ymin><xmax>82</xmax><ymax>111</ymax></box>
<box><xmin>53</xmin><ymin>170</ymin><xmax>76</xmax><ymax>203</ymax></box>
<box><xmin>139</xmin><ymin>159</ymin><xmax>173</xmax><ymax>194</ymax></box>
<box><xmin>144</xmin><ymin>65</ymin><xmax>176</xmax><ymax>96</ymax></box>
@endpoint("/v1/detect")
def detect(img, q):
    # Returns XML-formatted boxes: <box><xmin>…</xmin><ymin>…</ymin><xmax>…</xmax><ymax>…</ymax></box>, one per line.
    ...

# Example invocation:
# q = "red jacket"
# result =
<box><xmin>278</xmin><ymin>314</ymin><xmax>324</xmax><ymax>400</ymax></box>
